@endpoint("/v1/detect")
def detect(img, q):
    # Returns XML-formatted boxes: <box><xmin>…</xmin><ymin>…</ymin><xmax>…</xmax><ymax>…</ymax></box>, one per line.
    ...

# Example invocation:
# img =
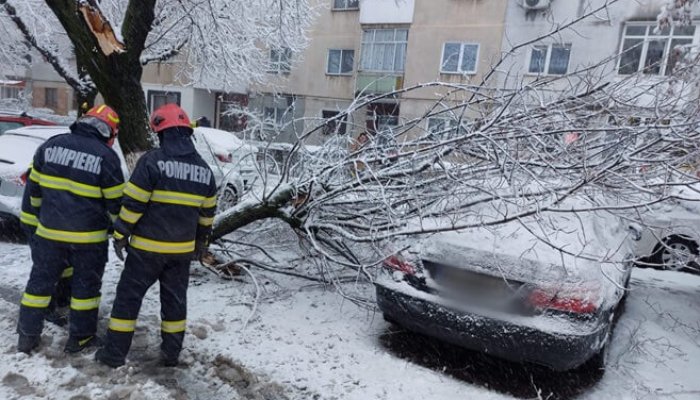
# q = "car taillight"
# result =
<box><xmin>528</xmin><ymin>286</ymin><xmax>598</xmax><ymax>314</ymax></box>
<box><xmin>18</xmin><ymin>171</ymin><xmax>28</xmax><ymax>186</ymax></box>
<box><xmin>216</xmin><ymin>153</ymin><xmax>232</xmax><ymax>163</ymax></box>
<box><xmin>383</xmin><ymin>255</ymin><xmax>416</xmax><ymax>275</ymax></box>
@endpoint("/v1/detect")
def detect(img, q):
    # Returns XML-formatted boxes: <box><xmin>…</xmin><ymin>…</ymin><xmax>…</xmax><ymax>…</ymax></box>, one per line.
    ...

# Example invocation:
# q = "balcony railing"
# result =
<box><xmin>355</xmin><ymin>72</ymin><xmax>404</xmax><ymax>96</ymax></box>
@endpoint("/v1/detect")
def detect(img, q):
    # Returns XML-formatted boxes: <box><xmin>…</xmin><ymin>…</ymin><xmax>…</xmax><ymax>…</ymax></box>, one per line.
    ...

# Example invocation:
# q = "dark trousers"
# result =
<box><xmin>24</xmin><ymin>230</ymin><xmax>72</xmax><ymax>311</ymax></box>
<box><xmin>18</xmin><ymin>236</ymin><xmax>107</xmax><ymax>337</ymax></box>
<box><xmin>100</xmin><ymin>249</ymin><xmax>190</xmax><ymax>364</ymax></box>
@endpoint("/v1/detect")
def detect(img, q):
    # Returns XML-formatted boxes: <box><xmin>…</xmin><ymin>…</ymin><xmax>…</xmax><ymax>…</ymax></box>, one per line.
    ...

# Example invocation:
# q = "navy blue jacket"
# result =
<box><xmin>113</xmin><ymin>128</ymin><xmax>217</xmax><ymax>256</ymax></box>
<box><xmin>21</xmin><ymin>123</ymin><xmax>125</xmax><ymax>245</ymax></box>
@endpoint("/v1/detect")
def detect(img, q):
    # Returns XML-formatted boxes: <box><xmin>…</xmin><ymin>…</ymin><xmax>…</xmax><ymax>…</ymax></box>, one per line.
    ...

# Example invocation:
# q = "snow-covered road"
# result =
<box><xmin>0</xmin><ymin>237</ymin><xmax>698</xmax><ymax>399</ymax></box>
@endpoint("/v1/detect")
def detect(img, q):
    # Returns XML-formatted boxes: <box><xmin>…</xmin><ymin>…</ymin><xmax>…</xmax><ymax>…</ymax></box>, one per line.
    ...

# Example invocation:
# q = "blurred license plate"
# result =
<box><xmin>436</xmin><ymin>268</ymin><xmax>512</xmax><ymax>293</ymax></box>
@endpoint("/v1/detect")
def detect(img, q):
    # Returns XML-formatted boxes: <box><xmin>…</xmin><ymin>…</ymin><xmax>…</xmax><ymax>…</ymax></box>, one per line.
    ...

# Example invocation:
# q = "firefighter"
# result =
<box><xmin>96</xmin><ymin>104</ymin><xmax>217</xmax><ymax>368</ymax></box>
<box><xmin>17</xmin><ymin>105</ymin><xmax>124</xmax><ymax>354</ymax></box>
<box><xmin>19</xmin><ymin>176</ymin><xmax>73</xmax><ymax>327</ymax></box>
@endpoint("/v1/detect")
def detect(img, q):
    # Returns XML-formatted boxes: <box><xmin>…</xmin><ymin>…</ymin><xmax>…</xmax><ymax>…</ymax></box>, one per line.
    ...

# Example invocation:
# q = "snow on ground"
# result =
<box><xmin>0</xmin><ymin>229</ymin><xmax>698</xmax><ymax>399</ymax></box>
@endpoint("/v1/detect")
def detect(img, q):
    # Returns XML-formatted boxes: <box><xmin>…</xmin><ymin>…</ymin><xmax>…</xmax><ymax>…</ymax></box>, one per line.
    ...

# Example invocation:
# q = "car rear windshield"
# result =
<box><xmin>0</xmin><ymin>121</ymin><xmax>23</xmax><ymax>135</ymax></box>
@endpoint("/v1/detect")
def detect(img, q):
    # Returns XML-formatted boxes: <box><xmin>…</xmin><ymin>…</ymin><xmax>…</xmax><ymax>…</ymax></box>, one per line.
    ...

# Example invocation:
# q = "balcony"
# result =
<box><xmin>355</xmin><ymin>72</ymin><xmax>404</xmax><ymax>96</ymax></box>
<box><xmin>359</xmin><ymin>0</ymin><xmax>414</xmax><ymax>24</ymax></box>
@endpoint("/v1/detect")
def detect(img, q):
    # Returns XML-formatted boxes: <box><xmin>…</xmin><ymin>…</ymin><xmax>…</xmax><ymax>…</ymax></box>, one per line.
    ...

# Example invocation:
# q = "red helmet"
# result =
<box><xmin>82</xmin><ymin>104</ymin><xmax>120</xmax><ymax>140</ymax></box>
<box><xmin>150</xmin><ymin>103</ymin><xmax>192</xmax><ymax>133</ymax></box>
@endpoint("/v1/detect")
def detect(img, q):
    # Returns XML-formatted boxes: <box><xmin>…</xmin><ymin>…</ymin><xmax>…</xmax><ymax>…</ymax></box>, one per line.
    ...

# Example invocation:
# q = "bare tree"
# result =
<box><xmin>0</xmin><ymin>0</ymin><xmax>315</xmax><ymax>156</ymax></box>
<box><xmin>209</xmin><ymin>0</ymin><xmax>700</xmax><ymax>282</ymax></box>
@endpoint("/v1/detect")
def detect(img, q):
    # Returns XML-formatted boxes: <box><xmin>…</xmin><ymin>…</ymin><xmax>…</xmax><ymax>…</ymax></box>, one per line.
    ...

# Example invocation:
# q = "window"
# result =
<box><xmin>441</xmin><ymin>43</ymin><xmax>479</xmax><ymax>74</ymax></box>
<box><xmin>426</xmin><ymin>117</ymin><xmax>467</xmax><ymax>140</ymax></box>
<box><xmin>0</xmin><ymin>86</ymin><xmax>21</xmax><ymax>99</ymax></box>
<box><xmin>327</xmin><ymin>49</ymin><xmax>355</xmax><ymax>75</ymax></box>
<box><xmin>333</xmin><ymin>0</ymin><xmax>359</xmax><ymax>10</ymax></box>
<box><xmin>268</xmin><ymin>48</ymin><xmax>292</xmax><ymax>74</ymax></box>
<box><xmin>618</xmin><ymin>24</ymin><xmax>696</xmax><ymax>76</ymax></box>
<box><xmin>321</xmin><ymin>110</ymin><xmax>348</xmax><ymax>135</ymax></box>
<box><xmin>360</xmin><ymin>28</ymin><xmax>408</xmax><ymax>72</ymax></box>
<box><xmin>263</xmin><ymin>106</ymin><xmax>286</xmax><ymax>130</ymax></box>
<box><xmin>147</xmin><ymin>90</ymin><xmax>181</xmax><ymax>113</ymax></box>
<box><xmin>528</xmin><ymin>44</ymin><xmax>571</xmax><ymax>75</ymax></box>
<box><xmin>367</xmin><ymin>103</ymin><xmax>399</xmax><ymax>133</ymax></box>
<box><xmin>44</xmin><ymin>88</ymin><xmax>58</xmax><ymax>108</ymax></box>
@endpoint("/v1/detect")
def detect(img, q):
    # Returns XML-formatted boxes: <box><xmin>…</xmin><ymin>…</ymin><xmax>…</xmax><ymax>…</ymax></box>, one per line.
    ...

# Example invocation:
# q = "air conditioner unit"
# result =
<box><xmin>523</xmin><ymin>0</ymin><xmax>551</xmax><ymax>10</ymax></box>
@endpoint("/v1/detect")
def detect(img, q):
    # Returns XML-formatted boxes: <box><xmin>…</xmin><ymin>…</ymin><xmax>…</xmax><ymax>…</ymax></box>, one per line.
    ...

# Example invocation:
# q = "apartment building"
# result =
<box><xmin>498</xmin><ymin>0</ymin><xmax>700</xmax><ymax>110</ymax></box>
<box><xmin>9</xmin><ymin>0</ymin><xmax>699</xmax><ymax>144</ymax></box>
<box><xmin>249</xmin><ymin>0</ymin><xmax>510</xmax><ymax>143</ymax></box>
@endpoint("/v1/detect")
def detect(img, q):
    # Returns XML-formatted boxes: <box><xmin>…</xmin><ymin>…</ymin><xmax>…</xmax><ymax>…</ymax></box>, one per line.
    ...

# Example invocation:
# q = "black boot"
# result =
<box><xmin>64</xmin><ymin>335</ymin><xmax>101</xmax><ymax>353</ymax></box>
<box><xmin>17</xmin><ymin>335</ymin><xmax>40</xmax><ymax>354</ymax></box>
<box><xmin>160</xmin><ymin>354</ymin><xmax>179</xmax><ymax>367</ymax></box>
<box><xmin>95</xmin><ymin>348</ymin><xmax>125</xmax><ymax>368</ymax></box>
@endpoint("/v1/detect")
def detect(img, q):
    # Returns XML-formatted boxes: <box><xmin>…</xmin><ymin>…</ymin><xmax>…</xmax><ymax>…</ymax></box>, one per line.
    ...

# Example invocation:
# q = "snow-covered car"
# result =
<box><xmin>633</xmin><ymin>194</ymin><xmax>700</xmax><ymax>273</ymax></box>
<box><xmin>191</xmin><ymin>130</ymin><xmax>244</xmax><ymax>211</ymax></box>
<box><xmin>375</xmin><ymin>211</ymin><xmax>635</xmax><ymax>372</ymax></box>
<box><xmin>0</xmin><ymin>126</ymin><xmax>129</xmax><ymax>222</ymax></box>
<box><xmin>193</xmin><ymin>127</ymin><xmax>258</xmax><ymax>189</ymax></box>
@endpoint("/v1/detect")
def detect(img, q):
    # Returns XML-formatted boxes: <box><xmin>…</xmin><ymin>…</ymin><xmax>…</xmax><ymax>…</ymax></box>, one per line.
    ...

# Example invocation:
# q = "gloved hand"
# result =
<box><xmin>193</xmin><ymin>241</ymin><xmax>208</xmax><ymax>262</ymax></box>
<box><xmin>113</xmin><ymin>236</ymin><xmax>129</xmax><ymax>262</ymax></box>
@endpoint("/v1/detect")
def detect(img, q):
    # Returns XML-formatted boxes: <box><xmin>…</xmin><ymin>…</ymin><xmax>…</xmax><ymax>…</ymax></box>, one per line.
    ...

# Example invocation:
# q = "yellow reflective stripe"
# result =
<box><xmin>161</xmin><ymin>319</ymin><xmax>186</xmax><ymax>333</ymax></box>
<box><xmin>29</xmin><ymin>168</ymin><xmax>40</xmax><ymax>183</ymax></box>
<box><xmin>97</xmin><ymin>105</ymin><xmax>106</xmax><ymax>113</ymax></box>
<box><xmin>130</xmin><ymin>235</ymin><xmax>195</xmax><ymax>254</ymax></box>
<box><xmin>36</xmin><ymin>171</ymin><xmax>102</xmax><ymax>198</ymax></box>
<box><xmin>61</xmin><ymin>267</ymin><xmax>74</xmax><ymax>278</ymax></box>
<box><xmin>113</xmin><ymin>231</ymin><xmax>125</xmax><ymax>240</ymax></box>
<box><xmin>198</xmin><ymin>216</ymin><xmax>214</xmax><ymax>227</ymax></box>
<box><xmin>108</xmin><ymin>317</ymin><xmax>136</xmax><ymax>333</ymax></box>
<box><xmin>151</xmin><ymin>190</ymin><xmax>204</xmax><ymax>207</ymax></box>
<box><xmin>19</xmin><ymin>211</ymin><xmax>38</xmax><ymax>227</ymax></box>
<box><xmin>30</xmin><ymin>196</ymin><xmax>42</xmax><ymax>208</ymax></box>
<box><xmin>36</xmin><ymin>224</ymin><xmax>108</xmax><ymax>244</ymax></box>
<box><xmin>123</xmin><ymin>182</ymin><xmax>151</xmax><ymax>203</ymax></box>
<box><xmin>203</xmin><ymin>195</ymin><xmax>217</xmax><ymax>208</ymax></box>
<box><xmin>102</xmin><ymin>183</ymin><xmax>125</xmax><ymax>199</ymax></box>
<box><xmin>21</xmin><ymin>293</ymin><xmax>51</xmax><ymax>308</ymax></box>
<box><xmin>118</xmin><ymin>207</ymin><xmax>142</xmax><ymax>224</ymax></box>
<box><xmin>107</xmin><ymin>113</ymin><xmax>119</xmax><ymax>124</ymax></box>
<box><xmin>70</xmin><ymin>296</ymin><xmax>101</xmax><ymax>311</ymax></box>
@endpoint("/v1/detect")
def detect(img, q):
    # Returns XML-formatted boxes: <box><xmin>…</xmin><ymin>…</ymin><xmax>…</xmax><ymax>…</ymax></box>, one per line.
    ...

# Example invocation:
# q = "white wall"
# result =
<box><xmin>498</xmin><ymin>0</ymin><xmax>700</xmax><ymax>90</ymax></box>
<box><xmin>359</xmin><ymin>0</ymin><xmax>414</xmax><ymax>24</ymax></box>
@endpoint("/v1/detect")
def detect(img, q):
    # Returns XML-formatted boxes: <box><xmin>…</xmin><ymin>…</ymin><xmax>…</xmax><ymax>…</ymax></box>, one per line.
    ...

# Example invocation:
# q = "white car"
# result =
<box><xmin>191</xmin><ymin>130</ymin><xmax>244</xmax><ymax>211</ymax></box>
<box><xmin>633</xmin><ymin>194</ymin><xmax>700</xmax><ymax>273</ymax></box>
<box><xmin>193</xmin><ymin>127</ymin><xmax>258</xmax><ymax>189</ymax></box>
<box><xmin>0</xmin><ymin>126</ymin><xmax>129</xmax><ymax>222</ymax></box>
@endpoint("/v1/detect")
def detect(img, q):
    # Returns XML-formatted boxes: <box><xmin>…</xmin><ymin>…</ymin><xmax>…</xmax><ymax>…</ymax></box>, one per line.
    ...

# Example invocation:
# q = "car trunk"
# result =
<box><xmin>416</xmin><ymin>243</ymin><xmax>604</xmax><ymax>318</ymax></box>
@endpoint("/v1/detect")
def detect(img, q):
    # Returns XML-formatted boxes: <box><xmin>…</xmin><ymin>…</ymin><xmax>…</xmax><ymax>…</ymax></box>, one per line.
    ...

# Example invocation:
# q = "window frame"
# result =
<box><xmin>526</xmin><ymin>43</ymin><xmax>572</xmax><ymax>76</ymax></box>
<box><xmin>360</xmin><ymin>28</ymin><xmax>409</xmax><ymax>73</ymax></box>
<box><xmin>439</xmin><ymin>42</ymin><xmax>480</xmax><ymax>75</ymax></box>
<box><xmin>321</xmin><ymin>110</ymin><xmax>348</xmax><ymax>135</ymax></box>
<box><xmin>263</xmin><ymin>106</ymin><xmax>287</xmax><ymax>131</ymax></box>
<box><xmin>147</xmin><ymin>90</ymin><xmax>181</xmax><ymax>113</ymax></box>
<box><xmin>268</xmin><ymin>48</ymin><xmax>292</xmax><ymax>74</ymax></box>
<box><xmin>617</xmin><ymin>22</ymin><xmax>697</xmax><ymax>76</ymax></box>
<box><xmin>44</xmin><ymin>87</ymin><xmax>58</xmax><ymax>108</ymax></box>
<box><xmin>326</xmin><ymin>49</ymin><xmax>355</xmax><ymax>76</ymax></box>
<box><xmin>331</xmin><ymin>0</ymin><xmax>359</xmax><ymax>11</ymax></box>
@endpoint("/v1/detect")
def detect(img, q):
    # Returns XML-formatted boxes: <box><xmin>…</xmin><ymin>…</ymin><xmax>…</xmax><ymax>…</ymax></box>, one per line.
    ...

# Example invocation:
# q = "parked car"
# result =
<box><xmin>0</xmin><ymin>126</ymin><xmax>129</xmax><ymax>222</ymax></box>
<box><xmin>375</xmin><ymin>209</ymin><xmax>635</xmax><ymax>372</ymax></box>
<box><xmin>633</xmin><ymin>191</ymin><xmax>700</xmax><ymax>273</ymax></box>
<box><xmin>191</xmin><ymin>130</ymin><xmax>245</xmax><ymax>212</ymax></box>
<box><xmin>193</xmin><ymin>127</ymin><xmax>258</xmax><ymax>189</ymax></box>
<box><xmin>0</xmin><ymin>111</ymin><xmax>55</xmax><ymax>135</ymax></box>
